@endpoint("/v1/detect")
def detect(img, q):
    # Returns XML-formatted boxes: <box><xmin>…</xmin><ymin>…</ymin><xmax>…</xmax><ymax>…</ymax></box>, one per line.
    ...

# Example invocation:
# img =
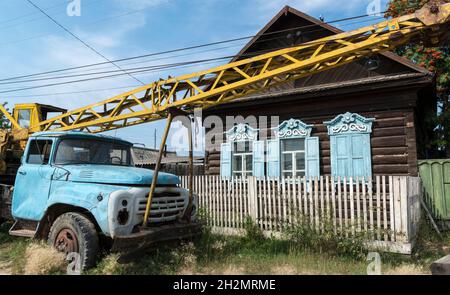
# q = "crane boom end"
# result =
<box><xmin>416</xmin><ymin>2</ymin><xmax>450</xmax><ymax>26</ymax></box>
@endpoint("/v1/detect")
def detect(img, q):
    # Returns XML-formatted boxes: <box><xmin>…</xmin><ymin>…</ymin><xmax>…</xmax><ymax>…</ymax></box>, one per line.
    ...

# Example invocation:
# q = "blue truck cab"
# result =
<box><xmin>2</xmin><ymin>131</ymin><xmax>200</xmax><ymax>269</ymax></box>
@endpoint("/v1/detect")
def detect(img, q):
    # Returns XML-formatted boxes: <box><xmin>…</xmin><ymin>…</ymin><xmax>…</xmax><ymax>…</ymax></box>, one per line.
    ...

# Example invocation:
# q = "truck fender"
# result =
<box><xmin>35</xmin><ymin>203</ymin><xmax>101</xmax><ymax>240</ymax></box>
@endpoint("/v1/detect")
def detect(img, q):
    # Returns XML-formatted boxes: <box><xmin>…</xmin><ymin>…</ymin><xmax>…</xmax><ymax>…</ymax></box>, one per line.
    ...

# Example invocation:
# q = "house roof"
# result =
<box><xmin>205</xmin><ymin>5</ymin><xmax>434</xmax><ymax>108</ymax></box>
<box><xmin>228</xmin><ymin>72</ymin><xmax>430</xmax><ymax>105</ymax></box>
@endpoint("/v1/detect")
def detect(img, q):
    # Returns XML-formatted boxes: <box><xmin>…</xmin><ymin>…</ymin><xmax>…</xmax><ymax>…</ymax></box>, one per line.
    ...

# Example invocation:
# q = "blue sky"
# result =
<box><xmin>0</xmin><ymin>0</ymin><xmax>390</xmax><ymax>154</ymax></box>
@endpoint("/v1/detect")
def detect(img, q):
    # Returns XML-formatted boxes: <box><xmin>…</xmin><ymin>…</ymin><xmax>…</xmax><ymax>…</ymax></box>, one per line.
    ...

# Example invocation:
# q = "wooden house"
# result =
<box><xmin>202</xmin><ymin>6</ymin><xmax>436</xmax><ymax>179</ymax></box>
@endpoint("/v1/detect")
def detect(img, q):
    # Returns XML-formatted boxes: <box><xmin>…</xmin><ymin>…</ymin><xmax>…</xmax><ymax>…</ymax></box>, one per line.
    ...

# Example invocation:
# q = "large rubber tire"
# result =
<box><xmin>48</xmin><ymin>212</ymin><xmax>99</xmax><ymax>270</ymax></box>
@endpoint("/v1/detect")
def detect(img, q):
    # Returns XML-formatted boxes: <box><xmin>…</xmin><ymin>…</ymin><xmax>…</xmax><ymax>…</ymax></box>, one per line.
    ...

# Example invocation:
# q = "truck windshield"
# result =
<box><xmin>54</xmin><ymin>139</ymin><xmax>132</xmax><ymax>166</ymax></box>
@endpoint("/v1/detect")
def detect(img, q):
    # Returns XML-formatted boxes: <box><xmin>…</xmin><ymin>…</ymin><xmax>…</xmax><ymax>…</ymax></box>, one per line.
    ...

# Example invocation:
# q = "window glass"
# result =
<box><xmin>27</xmin><ymin>140</ymin><xmax>53</xmax><ymax>165</ymax></box>
<box><xmin>233</xmin><ymin>155</ymin><xmax>242</xmax><ymax>171</ymax></box>
<box><xmin>295</xmin><ymin>153</ymin><xmax>306</xmax><ymax>170</ymax></box>
<box><xmin>18</xmin><ymin>109</ymin><xmax>31</xmax><ymax>129</ymax></box>
<box><xmin>281</xmin><ymin>138</ymin><xmax>305</xmax><ymax>178</ymax></box>
<box><xmin>245</xmin><ymin>154</ymin><xmax>253</xmax><ymax>171</ymax></box>
<box><xmin>282</xmin><ymin>138</ymin><xmax>305</xmax><ymax>152</ymax></box>
<box><xmin>232</xmin><ymin>141</ymin><xmax>253</xmax><ymax>177</ymax></box>
<box><xmin>283</xmin><ymin>154</ymin><xmax>292</xmax><ymax>170</ymax></box>
<box><xmin>234</xmin><ymin>141</ymin><xmax>252</xmax><ymax>153</ymax></box>
<box><xmin>55</xmin><ymin>139</ymin><xmax>132</xmax><ymax>166</ymax></box>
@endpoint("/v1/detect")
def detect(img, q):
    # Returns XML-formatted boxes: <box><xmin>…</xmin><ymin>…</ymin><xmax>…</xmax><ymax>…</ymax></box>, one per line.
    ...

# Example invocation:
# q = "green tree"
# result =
<box><xmin>386</xmin><ymin>0</ymin><xmax>450</xmax><ymax>157</ymax></box>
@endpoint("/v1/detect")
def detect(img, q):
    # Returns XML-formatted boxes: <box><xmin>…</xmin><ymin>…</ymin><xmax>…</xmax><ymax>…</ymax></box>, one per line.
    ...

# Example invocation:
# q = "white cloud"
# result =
<box><xmin>113</xmin><ymin>0</ymin><xmax>169</xmax><ymax>10</ymax></box>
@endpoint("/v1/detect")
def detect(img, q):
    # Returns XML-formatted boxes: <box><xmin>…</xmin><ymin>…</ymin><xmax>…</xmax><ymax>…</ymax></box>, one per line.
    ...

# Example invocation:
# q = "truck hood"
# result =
<box><xmin>63</xmin><ymin>165</ymin><xmax>180</xmax><ymax>186</ymax></box>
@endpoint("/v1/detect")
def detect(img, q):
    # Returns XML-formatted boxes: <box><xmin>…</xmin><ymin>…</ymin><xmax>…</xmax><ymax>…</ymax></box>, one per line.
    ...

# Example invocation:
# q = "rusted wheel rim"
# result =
<box><xmin>54</xmin><ymin>228</ymin><xmax>79</xmax><ymax>255</ymax></box>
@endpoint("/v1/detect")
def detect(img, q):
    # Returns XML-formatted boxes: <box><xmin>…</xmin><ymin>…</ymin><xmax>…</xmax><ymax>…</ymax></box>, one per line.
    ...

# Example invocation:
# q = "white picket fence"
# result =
<box><xmin>180</xmin><ymin>175</ymin><xmax>422</xmax><ymax>254</ymax></box>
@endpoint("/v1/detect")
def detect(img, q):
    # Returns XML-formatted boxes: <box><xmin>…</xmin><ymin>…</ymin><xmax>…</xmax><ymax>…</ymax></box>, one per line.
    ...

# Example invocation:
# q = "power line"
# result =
<box><xmin>2</xmin><ymin>41</ymin><xmax>248</xmax><ymax>82</ymax></box>
<box><xmin>0</xmin><ymin>57</ymin><xmax>233</xmax><ymax>94</ymax></box>
<box><xmin>5</xmin><ymin>85</ymin><xmax>141</xmax><ymax>98</ymax></box>
<box><xmin>0</xmin><ymin>42</ymin><xmax>323</xmax><ymax>92</ymax></box>
<box><xmin>0</xmin><ymin>11</ymin><xmax>390</xmax><ymax>94</ymax></box>
<box><xmin>0</xmin><ymin>21</ymin><xmax>411</xmax><ymax>95</ymax></box>
<box><xmin>0</xmin><ymin>32</ymin><xmax>302</xmax><ymax>85</ymax></box>
<box><xmin>0</xmin><ymin>16</ymin><xmax>391</xmax><ymax>92</ymax></box>
<box><xmin>0</xmin><ymin>11</ymin><xmax>383</xmax><ymax>83</ymax></box>
<box><xmin>0</xmin><ymin>55</ymin><xmax>236</xmax><ymax>85</ymax></box>
<box><xmin>1</xmin><ymin>16</ymin><xmax>386</xmax><ymax>84</ymax></box>
<box><xmin>25</xmin><ymin>0</ymin><xmax>145</xmax><ymax>86</ymax></box>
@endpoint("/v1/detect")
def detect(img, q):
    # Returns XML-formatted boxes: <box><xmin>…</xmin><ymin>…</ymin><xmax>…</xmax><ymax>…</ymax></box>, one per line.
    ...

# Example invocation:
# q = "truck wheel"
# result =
<box><xmin>48</xmin><ymin>212</ymin><xmax>99</xmax><ymax>270</ymax></box>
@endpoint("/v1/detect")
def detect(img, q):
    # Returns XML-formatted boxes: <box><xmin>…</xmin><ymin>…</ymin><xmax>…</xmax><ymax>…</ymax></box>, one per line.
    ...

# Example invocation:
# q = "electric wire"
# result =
<box><xmin>0</xmin><ymin>11</ymin><xmax>386</xmax><ymax>83</ymax></box>
<box><xmin>0</xmin><ymin>23</ymin><xmax>415</xmax><ymax>95</ymax></box>
<box><xmin>1</xmin><ymin>15</ymin><xmax>385</xmax><ymax>83</ymax></box>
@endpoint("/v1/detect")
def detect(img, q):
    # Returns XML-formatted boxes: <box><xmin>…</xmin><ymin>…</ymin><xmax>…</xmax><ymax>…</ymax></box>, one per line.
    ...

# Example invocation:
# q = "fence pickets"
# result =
<box><xmin>181</xmin><ymin>175</ymin><xmax>421</xmax><ymax>254</ymax></box>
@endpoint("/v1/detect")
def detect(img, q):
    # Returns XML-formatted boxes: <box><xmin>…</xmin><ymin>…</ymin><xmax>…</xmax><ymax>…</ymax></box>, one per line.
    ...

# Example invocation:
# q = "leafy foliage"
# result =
<box><xmin>386</xmin><ymin>0</ymin><xmax>450</xmax><ymax>157</ymax></box>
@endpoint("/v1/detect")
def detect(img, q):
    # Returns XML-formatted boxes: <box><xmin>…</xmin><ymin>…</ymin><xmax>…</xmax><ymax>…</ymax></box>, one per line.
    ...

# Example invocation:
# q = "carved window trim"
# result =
<box><xmin>324</xmin><ymin>112</ymin><xmax>375</xmax><ymax>135</ymax></box>
<box><xmin>273</xmin><ymin>118</ymin><xmax>313</xmax><ymax>139</ymax></box>
<box><xmin>225</xmin><ymin>123</ymin><xmax>259</xmax><ymax>142</ymax></box>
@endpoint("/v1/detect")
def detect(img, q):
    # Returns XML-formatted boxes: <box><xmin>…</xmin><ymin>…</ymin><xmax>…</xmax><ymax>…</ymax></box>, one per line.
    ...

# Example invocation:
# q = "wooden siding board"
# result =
<box><xmin>204</xmin><ymin>108</ymin><xmax>419</xmax><ymax>176</ymax></box>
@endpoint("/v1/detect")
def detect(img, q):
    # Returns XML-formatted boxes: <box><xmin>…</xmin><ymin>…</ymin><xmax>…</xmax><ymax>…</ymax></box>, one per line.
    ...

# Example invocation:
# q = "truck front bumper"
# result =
<box><xmin>111</xmin><ymin>222</ymin><xmax>203</xmax><ymax>252</ymax></box>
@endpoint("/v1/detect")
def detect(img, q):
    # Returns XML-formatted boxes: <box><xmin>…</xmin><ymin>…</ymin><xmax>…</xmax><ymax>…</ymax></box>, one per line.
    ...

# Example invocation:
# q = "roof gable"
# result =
<box><xmin>232</xmin><ymin>5</ymin><xmax>429</xmax><ymax>92</ymax></box>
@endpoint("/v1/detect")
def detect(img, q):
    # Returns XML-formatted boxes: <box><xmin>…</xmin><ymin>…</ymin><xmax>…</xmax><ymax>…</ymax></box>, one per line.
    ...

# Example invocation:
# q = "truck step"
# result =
<box><xmin>9</xmin><ymin>229</ymin><xmax>36</xmax><ymax>238</ymax></box>
<box><xmin>9</xmin><ymin>220</ymin><xmax>38</xmax><ymax>238</ymax></box>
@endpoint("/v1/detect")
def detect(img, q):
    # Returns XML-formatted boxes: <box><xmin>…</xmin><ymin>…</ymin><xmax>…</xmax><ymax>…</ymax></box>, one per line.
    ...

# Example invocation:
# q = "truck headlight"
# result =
<box><xmin>117</xmin><ymin>208</ymin><xmax>130</xmax><ymax>225</ymax></box>
<box><xmin>116</xmin><ymin>197</ymin><xmax>131</xmax><ymax>225</ymax></box>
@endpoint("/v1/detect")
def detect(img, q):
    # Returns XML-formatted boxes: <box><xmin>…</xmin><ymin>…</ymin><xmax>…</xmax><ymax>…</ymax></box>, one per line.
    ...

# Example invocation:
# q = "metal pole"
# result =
<box><xmin>143</xmin><ymin>113</ymin><xmax>174</xmax><ymax>226</ymax></box>
<box><xmin>183</xmin><ymin>115</ymin><xmax>194</xmax><ymax>221</ymax></box>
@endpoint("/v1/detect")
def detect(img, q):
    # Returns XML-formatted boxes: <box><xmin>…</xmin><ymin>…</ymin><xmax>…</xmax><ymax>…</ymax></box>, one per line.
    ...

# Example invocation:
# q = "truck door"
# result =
<box><xmin>12</xmin><ymin>139</ymin><xmax>55</xmax><ymax>221</ymax></box>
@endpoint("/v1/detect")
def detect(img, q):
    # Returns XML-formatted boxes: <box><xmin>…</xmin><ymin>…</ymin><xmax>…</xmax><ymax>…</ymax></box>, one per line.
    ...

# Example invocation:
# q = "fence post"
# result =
<box><xmin>400</xmin><ymin>176</ymin><xmax>409</xmax><ymax>243</ymax></box>
<box><xmin>247</xmin><ymin>176</ymin><xmax>258</xmax><ymax>223</ymax></box>
<box><xmin>406</xmin><ymin>177</ymin><xmax>422</xmax><ymax>244</ymax></box>
<box><xmin>393</xmin><ymin>176</ymin><xmax>410</xmax><ymax>243</ymax></box>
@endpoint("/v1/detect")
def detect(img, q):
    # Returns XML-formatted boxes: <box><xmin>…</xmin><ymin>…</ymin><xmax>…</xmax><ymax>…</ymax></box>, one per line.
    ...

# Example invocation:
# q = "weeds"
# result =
<box><xmin>282</xmin><ymin>217</ymin><xmax>368</xmax><ymax>260</ymax></box>
<box><xmin>23</xmin><ymin>243</ymin><xmax>65</xmax><ymax>275</ymax></box>
<box><xmin>410</xmin><ymin>213</ymin><xmax>450</xmax><ymax>266</ymax></box>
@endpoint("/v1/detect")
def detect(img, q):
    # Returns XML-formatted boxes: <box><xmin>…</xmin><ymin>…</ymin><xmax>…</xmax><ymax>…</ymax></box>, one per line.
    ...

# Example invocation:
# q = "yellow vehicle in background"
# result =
<box><xmin>0</xmin><ymin>103</ymin><xmax>66</xmax><ymax>179</ymax></box>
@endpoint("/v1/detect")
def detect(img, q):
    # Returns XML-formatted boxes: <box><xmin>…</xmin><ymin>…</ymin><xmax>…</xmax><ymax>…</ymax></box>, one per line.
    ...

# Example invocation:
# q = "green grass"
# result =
<box><xmin>0</xmin><ymin>222</ymin><xmax>31</xmax><ymax>274</ymax></box>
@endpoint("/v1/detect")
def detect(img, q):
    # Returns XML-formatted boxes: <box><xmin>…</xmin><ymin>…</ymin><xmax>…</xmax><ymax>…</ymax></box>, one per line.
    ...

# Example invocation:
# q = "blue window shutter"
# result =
<box><xmin>330</xmin><ymin>136</ymin><xmax>337</xmax><ymax>178</ymax></box>
<box><xmin>331</xmin><ymin>134</ymin><xmax>372</xmax><ymax>179</ymax></box>
<box><xmin>350</xmin><ymin>134</ymin><xmax>372</xmax><ymax>178</ymax></box>
<box><xmin>220</xmin><ymin>142</ymin><xmax>232</xmax><ymax>178</ymax></box>
<box><xmin>306</xmin><ymin>137</ymin><xmax>320</xmax><ymax>178</ymax></box>
<box><xmin>253</xmin><ymin>141</ymin><xmax>265</xmax><ymax>178</ymax></box>
<box><xmin>363</xmin><ymin>135</ymin><xmax>373</xmax><ymax>178</ymax></box>
<box><xmin>332</xmin><ymin>135</ymin><xmax>351</xmax><ymax>178</ymax></box>
<box><xmin>267</xmin><ymin>139</ymin><xmax>280</xmax><ymax>177</ymax></box>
